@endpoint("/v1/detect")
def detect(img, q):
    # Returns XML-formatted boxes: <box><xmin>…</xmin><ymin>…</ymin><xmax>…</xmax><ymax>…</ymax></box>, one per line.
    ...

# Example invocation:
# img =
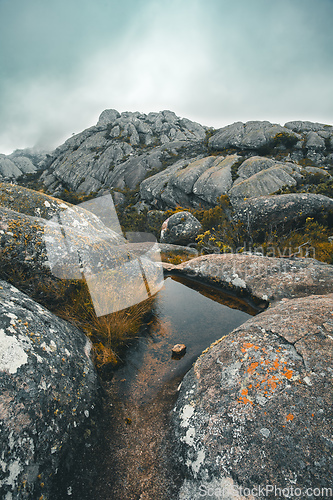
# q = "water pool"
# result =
<box><xmin>62</xmin><ymin>275</ymin><xmax>260</xmax><ymax>500</ymax></box>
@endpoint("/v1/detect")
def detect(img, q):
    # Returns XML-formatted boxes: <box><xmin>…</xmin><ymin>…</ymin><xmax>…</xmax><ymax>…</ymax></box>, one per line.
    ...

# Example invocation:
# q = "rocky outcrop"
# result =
<box><xmin>173</xmin><ymin>293</ymin><xmax>333</xmax><ymax>499</ymax></box>
<box><xmin>229</xmin><ymin>164</ymin><xmax>299</xmax><ymax>202</ymax></box>
<box><xmin>160</xmin><ymin>212</ymin><xmax>202</xmax><ymax>245</ymax></box>
<box><xmin>0</xmin><ymin>149</ymin><xmax>48</xmax><ymax>180</ymax></box>
<box><xmin>0</xmin><ymin>280</ymin><xmax>99</xmax><ymax>499</ymax></box>
<box><xmin>164</xmin><ymin>253</ymin><xmax>333</xmax><ymax>303</ymax></box>
<box><xmin>139</xmin><ymin>151</ymin><xmax>330</xmax><ymax>210</ymax></box>
<box><xmin>140</xmin><ymin>154</ymin><xmax>239</xmax><ymax>209</ymax></box>
<box><xmin>208</xmin><ymin>120</ymin><xmax>333</xmax><ymax>168</ymax></box>
<box><xmin>0</xmin><ymin>155</ymin><xmax>36</xmax><ymax>179</ymax></box>
<box><xmin>284</xmin><ymin>121</ymin><xmax>333</xmax><ymax>165</ymax></box>
<box><xmin>208</xmin><ymin>121</ymin><xmax>301</xmax><ymax>151</ymax></box>
<box><xmin>0</xmin><ymin>183</ymin><xmax>126</xmax><ymax>301</ymax></box>
<box><xmin>233</xmin><ymin>193</ymin><xmax>333</xmax><ymax>229</ymax></box>
<box><xmin>39</xmin><ymin>109</ymin><xmax>207</xmax><ymax>196</ymax></box>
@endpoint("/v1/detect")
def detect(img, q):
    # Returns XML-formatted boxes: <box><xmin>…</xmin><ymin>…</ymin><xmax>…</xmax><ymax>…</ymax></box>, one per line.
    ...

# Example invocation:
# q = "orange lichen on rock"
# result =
<box><xmin>283</xmin><ymin>370</ymin><xmax>293</xmax><ymax>380</ymax></box>
<box><xmin>247</xmin><ymin>362</ymin><xmax>259</xmax><ymax>374</ymax></box>
<box><xmin>238</xmin><ymin>396</ymin><xmax>253</xmax><ymax>405</ymax></box>
<box><xmin>286</xmin><ymin>413</ymin><xmax>294</xmax><ymax>421</ymax></box>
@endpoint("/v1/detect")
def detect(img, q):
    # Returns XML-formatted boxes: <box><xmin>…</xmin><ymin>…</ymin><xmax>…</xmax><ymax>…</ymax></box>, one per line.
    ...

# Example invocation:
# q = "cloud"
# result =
<box><xmin>0</xmin><ymin>0</ymin><xmax>332</xmax><ymax>154</ymax></box>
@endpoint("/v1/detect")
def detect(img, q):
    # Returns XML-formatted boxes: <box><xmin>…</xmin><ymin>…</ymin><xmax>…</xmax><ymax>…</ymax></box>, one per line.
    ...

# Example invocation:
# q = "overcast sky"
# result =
<box><xmin>1</xmin><ymin>0</ymin><xmax>332</xmax><ymax>154</ymax></box>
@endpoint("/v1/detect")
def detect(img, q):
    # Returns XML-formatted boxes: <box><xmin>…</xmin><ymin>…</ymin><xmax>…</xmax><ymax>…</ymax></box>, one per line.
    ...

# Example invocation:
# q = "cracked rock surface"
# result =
<box><xmin>172</xmin><ymin>293</ymin><xmax>333</xmax><ymax>499</ymax></box>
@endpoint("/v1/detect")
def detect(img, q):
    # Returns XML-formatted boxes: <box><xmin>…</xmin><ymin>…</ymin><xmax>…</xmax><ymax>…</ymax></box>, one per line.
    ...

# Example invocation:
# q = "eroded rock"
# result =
<box><xmin>39</xmin><ymin>110</ymin><xmax>207</xmax><ymax>195</ymax></box>
<box><xmin>172</xmin><ymin>293</ymin><xmax>333</xmax><ymax>498</ymax></box>
<box><xmin>233</xmin><ymin>193</ymin><xmax>333</xmax><ymax>228</ymax></box>
<box><xmin>164</xmin><ymin>253</ymin><xmax>333</xmax><ymax>303</ymax></box>
<box><xmin>209</xmin><ymin>121</ymin><xmax>301</xmax><ymax>151</ymax></box>
<box><xmin>0</xmin><ymin>280</ymin><xmax>99</xmax><ymax>499</ymax></box>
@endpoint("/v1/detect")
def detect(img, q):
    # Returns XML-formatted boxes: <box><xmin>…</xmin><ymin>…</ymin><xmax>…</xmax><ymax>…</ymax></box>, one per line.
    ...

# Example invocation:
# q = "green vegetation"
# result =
<box><xmin>194</xmin><ymin>202</ymin><xmax>333</xmax><ymax>264</ymax></box>
<box><xmin>258</xmin><ymin>132</ymin><xmax>299</xmax><ymax>156</ymax></box>
<box><xmin>275</xmin><ymin>172</ymin><xmax>333</xmax><ymax>198</ymax></box>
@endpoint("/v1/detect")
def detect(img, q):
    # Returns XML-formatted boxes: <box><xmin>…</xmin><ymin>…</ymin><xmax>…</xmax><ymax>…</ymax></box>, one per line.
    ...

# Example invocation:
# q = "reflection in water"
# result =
<box><xmin>66</xmin><ymin>276</ymin><xmax>257</xmax><ymax>500</ymax></box>
<box><xmin>111</xmin><ymin>276</ymin><xmax>254</xmax><ymax>403</ymax></box>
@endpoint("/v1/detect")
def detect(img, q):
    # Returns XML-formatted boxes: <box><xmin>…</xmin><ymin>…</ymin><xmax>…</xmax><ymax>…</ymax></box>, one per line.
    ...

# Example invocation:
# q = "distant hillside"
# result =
<box><xmin>3</xmin><ymin>110</ymin><xmax>333</xmax><ymax>213</ymax></box>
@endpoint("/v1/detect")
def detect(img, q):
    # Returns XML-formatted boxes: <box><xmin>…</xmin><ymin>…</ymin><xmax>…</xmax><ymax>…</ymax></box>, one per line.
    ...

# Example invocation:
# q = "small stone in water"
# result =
<box><xmin>172</xmin><ymin>344</ymin><xmax>186</xmax><ymax>359</ymax></box>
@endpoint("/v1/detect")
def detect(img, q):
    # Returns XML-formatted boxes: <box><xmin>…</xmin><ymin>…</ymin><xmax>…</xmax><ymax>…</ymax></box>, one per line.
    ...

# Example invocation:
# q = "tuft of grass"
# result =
<box><xmin>54</xmin><ymin>279</ymin><xmax>155</xmax><ymax>372</ymax></box>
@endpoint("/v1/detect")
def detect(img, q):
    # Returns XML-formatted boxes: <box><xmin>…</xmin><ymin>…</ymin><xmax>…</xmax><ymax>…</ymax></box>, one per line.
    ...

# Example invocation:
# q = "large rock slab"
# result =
<box><xmin>0</xmin><ymin>184</ymin><xmax>126</xmax><ymax>301</ymax></box>
<box><xmin>140</xmin><ymin>154</ymin><xmax>239</xmax><ymax>209</ymax></box>
<box><xmin>0</xmin><ymin>280</ymin><xmax>99</xmax><ymax>499</ymax></box>
<box><xmin>233</xmin><ymin>193</ymin><xmax>333</xmax><ymax>228</ymax></box>
<box><xmin>165</xmin><ymin>253</ymin><xmax>333</xmax><ymax>303</ymax></box>
<box><xmin>172</xmin><ymin>293</ymin><xmax>333</xmax><ymax>498</ymax></box>
<box><xmin>0</xmin><ymin>153</ymin><xmax>38</xmax><ymax>180</ymax></box>
<box><xmin>229</xmin><ymin>165</ymin><xmax>298</xmax><ymax>202</ymax></box>
<box><xmin>209</xmin><ymin>121</ymin><xmax>301</xmax><ymax>151</ymax></box>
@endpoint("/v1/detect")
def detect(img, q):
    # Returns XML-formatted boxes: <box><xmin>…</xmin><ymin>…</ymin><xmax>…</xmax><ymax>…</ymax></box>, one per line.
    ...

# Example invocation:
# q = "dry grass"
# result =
<box><xmin>55</xmin><ymin>279</ymin><xmax>156</xmax><ymax>370</ymax></box>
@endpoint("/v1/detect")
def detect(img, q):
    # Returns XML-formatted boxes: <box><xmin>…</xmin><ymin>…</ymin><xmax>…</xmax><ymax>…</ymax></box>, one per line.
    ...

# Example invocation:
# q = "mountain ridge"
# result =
<box><xmin>1</xmin><ymin>109</ymin><xmax>332</xmax><ymax>212</ymax></box>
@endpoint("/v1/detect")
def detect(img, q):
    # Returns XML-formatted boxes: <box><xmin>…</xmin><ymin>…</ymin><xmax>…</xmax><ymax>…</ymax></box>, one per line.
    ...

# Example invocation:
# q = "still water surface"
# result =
<box><xmin>68</xmin><ymin>275</ymin><xmax>258</xmax><ymax>500</ymax></box>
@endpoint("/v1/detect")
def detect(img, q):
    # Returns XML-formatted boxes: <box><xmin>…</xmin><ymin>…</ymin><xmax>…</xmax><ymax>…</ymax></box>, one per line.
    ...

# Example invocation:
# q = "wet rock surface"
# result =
<box><xmin>0</xmin><ymin>280</ymin><xmax>99</xmax><ymax>499</ymax></box>
<box><xmin>172</xmin><ymin>293</ymin><xmax>333</xmax><ymax>499</ymax></box>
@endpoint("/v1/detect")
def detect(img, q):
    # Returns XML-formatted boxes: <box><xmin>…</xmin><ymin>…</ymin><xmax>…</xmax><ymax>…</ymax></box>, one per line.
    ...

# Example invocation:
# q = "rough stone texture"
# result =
<box><xmin>165</xmin><ymin>253</ymin><xmax>333</xmax><ymax>303</ymax></box>
<box><xmin>160</xmin><ymin>211</ymin><xmax>202</xmax><ymax>246</ymax></box>
<box><xmin>7</xmin><ymin>115</ymin><xmax>332</xmax><ymax>204</ymax></box>
<box><xmin>234</xmin><ymin>156</ymin><xmax>298</xmax><ymax>183</ymax></box>
<box><xmin>39</xmin><ymin>109</ymin><xmax>207</xmax><ymax>196</ymax></box>
<box><xmin>140</xmin><ymin>154</ymin><xmax>239</xmax><ymax>209</ymax></box>
<box><xmin>233</xmin><ymin>193</ymin><xmax>333</xmax><ymax>228</ymax></box>
<box><xmin>172</xmin><ymin>293</ymin><xmax>333</xmax><ymax>499</ymax></box>
<box><xmin>284</xmin><ymin>120</ymin><xmax>333</xmax><ymax>133</ymax></box>
<box><xmin>208</xmin><ymin>121</ymin><xmax>301</xmax><ymax>151</ymax></box>
<box><xmin>0</xmin><ymin>157</ymin><xmax>25</xmax><ymax>178</ymax></box>
<box><xmin>303</xmin><ymin>166</ymin><xmax>332</xmax><ymax>178</ymax></box>
<box><xmin>0</xmin><ymin>148</ymin><xmax>48</xmax><ymax>180</ymax></box>
<box><xmin>0</xmin><ymin>156</ymin><xmax>36</xmax><ymax>180</ymax></box>
<box><xmin>0</xmin><ymin>280</ymin><xmax>99</xmax><ymax>499</ymax></box>
<box><xmin>229</xmin><ymin>165</ymin><xmax>298</xmax><ymax>202</ymax></box>
<box><xmin>0</xmin><ymin>183</ymin><xmax>126</xmax><ymax>300</ymax></box>
<box><xmin>305</xmin><ymin>131</ymin><xmax>326</xmax><ymax>150</ymax></box>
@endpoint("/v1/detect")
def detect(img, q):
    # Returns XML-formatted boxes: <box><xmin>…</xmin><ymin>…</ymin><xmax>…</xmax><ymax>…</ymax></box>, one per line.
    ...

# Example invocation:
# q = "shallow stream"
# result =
<box><xmin>66</xmin><ymin>275</ymin><xmax>259</xmax><ymax>499</ymax></box>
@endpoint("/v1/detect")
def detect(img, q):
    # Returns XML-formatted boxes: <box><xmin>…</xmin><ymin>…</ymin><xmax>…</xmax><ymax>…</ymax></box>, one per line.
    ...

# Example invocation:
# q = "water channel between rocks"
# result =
<box><xmin>67</xmin><ymin>275</ymin><xmax>260</xmax><ymax>500</ymax></box>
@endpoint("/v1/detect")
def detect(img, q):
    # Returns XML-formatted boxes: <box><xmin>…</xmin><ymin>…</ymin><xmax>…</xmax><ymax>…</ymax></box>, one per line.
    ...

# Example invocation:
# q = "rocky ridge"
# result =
<box><xmin>0</xmin><ymin>149</ymin><xmax>48</xmax><ymax>181</ymax></box>
<box><xmin>5</xmin><ymin>112</ymin><xmax>331</xmax><ymax>215</ymax></box>
<box><xmin>39</xmin><ymin>109</ymin><xmax>207</xmax><ymax>197</ymax></box>
<box><xmin>173</xmin><ymin>292</ymin><xmax>333</xmax><ymax>499</ymax></box>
